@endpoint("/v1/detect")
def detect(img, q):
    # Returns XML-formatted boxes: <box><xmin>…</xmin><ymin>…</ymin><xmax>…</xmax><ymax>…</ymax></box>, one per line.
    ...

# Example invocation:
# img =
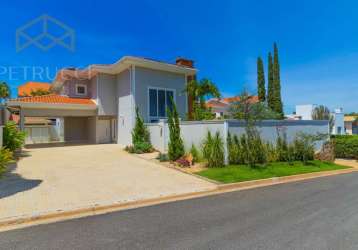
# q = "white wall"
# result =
<box><xmin>147</xmin><ymin>120</ymin><xmax>329</xmax><ymax>165</ymax></box>
<box><xmin>296</xmin><ymin>104</ymin><xmax>317</xmax><ymax>120</ymax></box>
<box><xmin>116</xmin><ymin>69</ymin><xmax>133</xmax><ymax>146</ymax></box>
<box><xmin>332</xmin><ymin>109</ymin><xmax>345</xmax><ymax>135</ymax></box>
<box><xmin>147</xmin><ymin>121</ymin><xmax>226</xmax><ymax>153</ymax></box>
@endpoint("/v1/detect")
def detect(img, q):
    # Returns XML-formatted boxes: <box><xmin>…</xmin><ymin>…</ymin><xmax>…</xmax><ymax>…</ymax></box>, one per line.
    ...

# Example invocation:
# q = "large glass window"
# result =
<box><xmin>149</xmin><ymin>89</ymin><xmax>157</xmax><ymax>117</ymax></box>
<box><xmin>158</xmin><ymin>90</ymin><xmax>166</xmax><ymax>117</ymax></box>
<box><xmin>148</xmin><ymin>88</ymin><xmax>175</xmax><ymax>120</ymax></box>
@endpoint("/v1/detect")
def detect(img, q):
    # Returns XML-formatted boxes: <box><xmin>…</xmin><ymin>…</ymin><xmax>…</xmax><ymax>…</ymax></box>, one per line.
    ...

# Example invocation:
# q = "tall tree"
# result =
<box><xmin>0</xmin><ymin>82</ymin><xmax>11</xmax><ymax>103</ymax></box>
<box><xmin>257</xmin><ymin>57</ymin><xmax>266</xmax><ymax>102</ymax></box>
<box><xmin>267</xmin><ymin>52</ymin><xmax>275</xmax><ymax>111</ymax></box>
<box><xmin>312</xmin><ymin>105</ymin><xmax>334</xmax><ymax>133</ymax></box>
<box><xmin>183</xmin><ymin>78</ymin><xmax>221</xmax><ymax>120</ymax></box>
<box><xmin>273</xmin><ymin>42</ymin><xmax>284</xmax><ymax>118</ymax></box>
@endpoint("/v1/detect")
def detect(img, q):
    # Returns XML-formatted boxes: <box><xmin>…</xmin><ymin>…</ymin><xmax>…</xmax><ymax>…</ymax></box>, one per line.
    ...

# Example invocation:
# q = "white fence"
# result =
<box><xmin>25</xmin><ymin>125</ymin><xmax>64</xmax><ymax>144</ymax></box>
<box><xmin>146</xmin><ymin>120</ymin><xmax>329</xmax><ymax>164</ymax></box>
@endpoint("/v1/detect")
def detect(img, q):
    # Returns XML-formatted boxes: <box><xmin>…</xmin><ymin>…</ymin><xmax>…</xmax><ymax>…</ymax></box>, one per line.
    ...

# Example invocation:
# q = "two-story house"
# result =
<box><xmin>7</xmin><ymin>56</ymin><xmax>196</xmax><ymax>146</ymax></box>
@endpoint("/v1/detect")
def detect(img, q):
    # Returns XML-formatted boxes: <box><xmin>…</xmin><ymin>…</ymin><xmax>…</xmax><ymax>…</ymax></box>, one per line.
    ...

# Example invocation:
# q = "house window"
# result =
<box><xmin>148</xmin><ymin>87</ymin><xmax>175</xmax><ymax>121</ymax></box>
<box><xmin>75</xmin><ymin>84</ymin><xmax>87</xmax><ymax>95</ymax></box>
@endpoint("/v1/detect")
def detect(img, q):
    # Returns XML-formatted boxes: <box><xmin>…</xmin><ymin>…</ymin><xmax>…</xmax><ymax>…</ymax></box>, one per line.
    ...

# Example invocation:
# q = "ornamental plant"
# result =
<box><xmin>0</xmin><ymin>148</ymin><xmax>13</xmax><ymax>176</ymax></box>
<box><xmin>167</xmin><ymin>98</ymin><xmax>184</xmax><ymax>161</ymax></box>
<box><xmin>3</xmin><ymin>121</ymin><xmax>26</xmax><ymax>152</ymax></box>
<box><xmin>202</xmin><ymin>131</ymin><xmax>224</xmax><ymax>167</ymax></box>
<box><xmin>131</xmin><ymin>107</ymin><xmax>152</xmax><ymax>153</ymax></box>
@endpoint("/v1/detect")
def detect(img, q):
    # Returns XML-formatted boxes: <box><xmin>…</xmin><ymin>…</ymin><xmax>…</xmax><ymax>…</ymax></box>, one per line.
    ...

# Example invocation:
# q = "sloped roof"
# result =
<box><xmin>206</xmin><ymin>95</ymin><xmax>259</xmax><ymax>109</ymax></box>
<box><xmin>8</xmin><ymin>94</ymin><xmax>96</xmax><ymax>105</ymax></box>
<box><xmin>344</xmin><ymin>116</ymin><xmax>358</xmax><ymax>122</ymax></box>
<box><xmin>18</xmin><ymin>82</ymin><xmax>51</xmax><ymax>97</ymax></box>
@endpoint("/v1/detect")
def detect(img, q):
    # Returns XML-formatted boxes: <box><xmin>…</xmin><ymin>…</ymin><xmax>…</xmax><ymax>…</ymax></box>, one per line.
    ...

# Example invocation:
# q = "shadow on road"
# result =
<box><xmin>0</xmin><ymin>157</ymin><xmax>42</xmax><ymax>199</ymax></box>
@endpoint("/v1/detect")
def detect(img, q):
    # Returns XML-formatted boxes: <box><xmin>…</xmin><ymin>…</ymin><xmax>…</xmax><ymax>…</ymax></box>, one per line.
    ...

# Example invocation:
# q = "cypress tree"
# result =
<box><xmin>267</xmin><ymin>52</ymin><xmax>275</xmax><ymax>111</ymax></box>
<box><xmin>257</xmin><ymin>57</ymin><xmax>266</xmax><ymax>102</ymax></box>
<box><xmin>273</xmin><ymin>42</ymin><xmax>284</xmax><ymax>118</ymax></box>
<box><xmin>167</xmin><ymin>98</ymin><xmax>184</xmax><ymax>161</ymax></box>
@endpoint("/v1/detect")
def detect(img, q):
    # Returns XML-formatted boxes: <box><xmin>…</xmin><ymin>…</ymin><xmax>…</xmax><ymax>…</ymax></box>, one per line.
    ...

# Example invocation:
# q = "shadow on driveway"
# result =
<box><xmin>0</xmin><ymin>159</ymin><xmax>42</xmax><ymax>200</ymax></box>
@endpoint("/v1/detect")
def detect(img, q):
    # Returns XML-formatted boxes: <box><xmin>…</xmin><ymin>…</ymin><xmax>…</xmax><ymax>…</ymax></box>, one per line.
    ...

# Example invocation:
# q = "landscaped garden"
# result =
<box><xmin>197</xmin><ymin>161</ymin><xmax>348</xmax><ymax>183</ymax></box>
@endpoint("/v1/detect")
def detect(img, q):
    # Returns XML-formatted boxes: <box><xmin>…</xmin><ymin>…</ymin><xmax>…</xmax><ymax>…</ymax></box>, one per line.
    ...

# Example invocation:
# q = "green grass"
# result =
<box><xmin>197</xmin><ymin>161</ymin><xmax>350</xmax><ymax>183</ymax></box>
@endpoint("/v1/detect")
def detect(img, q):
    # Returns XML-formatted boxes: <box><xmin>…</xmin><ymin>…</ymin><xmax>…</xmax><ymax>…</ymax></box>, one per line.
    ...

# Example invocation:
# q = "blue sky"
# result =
<box><xmin>0</xmin><ymin>0</ymin><xmax>357</xmax><ymax>113</ymax></box>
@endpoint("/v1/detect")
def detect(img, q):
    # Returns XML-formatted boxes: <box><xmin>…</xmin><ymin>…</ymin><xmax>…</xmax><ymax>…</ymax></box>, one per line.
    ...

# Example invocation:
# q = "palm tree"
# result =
<box><xmin>184</xmin><ymin>78</ymin><xmax>221</xmax><ymax>120</ymax></box>
<box><xmin>0</xmin><ymin>82</ymin><xmax>10</xmax><ymax>103</ymax></box>
<box><xmin>312</xmin><ymin>105</ymin><xmax>334</xmax><ymax>133</ymax></box>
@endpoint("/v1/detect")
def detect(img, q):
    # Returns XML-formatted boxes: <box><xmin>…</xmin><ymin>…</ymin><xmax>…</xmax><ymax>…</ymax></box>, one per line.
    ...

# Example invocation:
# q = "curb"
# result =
<box><xmin>0</xmin><ymin>167</ymin><xmax>356</xmax><ymax>232</ymax></box>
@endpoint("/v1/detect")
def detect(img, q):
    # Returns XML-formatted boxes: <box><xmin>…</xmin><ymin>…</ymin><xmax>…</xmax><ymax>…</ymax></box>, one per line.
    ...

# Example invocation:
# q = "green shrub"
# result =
<box><xmin>228</xmin><ymin>133</ymin><xmax>242</xmax><ymax>164</ymax></box>
<box><xmin>167</xmin><ymin>98</ymin><xmax>185</xmax><ymax>161</ymax></box>
<box><xmin>265</xmin><ymin>142</ymin><xmax>278</xmax><ymax>163</ymax></box>
<box><xmin>332</xmin><ymin>135</ymin><xmax>358</xmax><ymax>159</ymax></box>
<box><xmin>189</xmin><ymin>144</ymin><xmax>201</xmax><ymax>163</ymax></box>
<box><xmin>3</xmin><ymin>121</ymin><xmax>26</xmax><ymax>152</ymax></box>
<box><xmin>0</xmin><ymin>148</ymin><xmax>13</xmax><ymax>176</ymax></box>
<box><xmin>202</xmin><ymin>131</ymin><xmax>224</xmax><ymax>167</ymax></box>
<box><xmin>131</xmin><ymin>107</ymin><xmax>153</xmax><ymax>154</ymax></box>
<box><xmin>276</xmin><ymin>134</ymin><xmax>289</xmax><ymax>162</ymax></box>
<box><xmin>248</xmin><ymin>129</ymin><xmax>267</xmax><ymax>167</ymax></box>
<box><xmin>291</xmin><ymin>133</ymin><xmax>315</xmax><ymax>164</ymax></box>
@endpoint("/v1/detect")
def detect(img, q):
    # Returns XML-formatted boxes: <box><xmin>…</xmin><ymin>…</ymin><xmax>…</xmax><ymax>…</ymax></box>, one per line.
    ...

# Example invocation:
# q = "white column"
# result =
<box><xmin>223</xmin><ymin>120</ymin><xmax>229</xmax><ymax>165</ymax></box>
<box><xmin>19</xmin><ymin>109</ymin><xmax>25</xmax><ymax>131</ymax></box>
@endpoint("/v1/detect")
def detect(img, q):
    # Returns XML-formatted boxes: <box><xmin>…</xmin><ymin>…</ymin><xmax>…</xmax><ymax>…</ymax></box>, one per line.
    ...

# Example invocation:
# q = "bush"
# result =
<box><xmin>0</xmin><ymin>148</ymin><xmax>13</xmax><ymax>176</ymax></box>
<box><xmin>265</xmin><ymin>142</ymin><xmax>278</xmax><ymax>163</ymax></box>
<box><xmin>131</xmin><ymin>107</ymin><xmax>153</xmax><ymax>153</ymax></box>
<box><xmin>247</xmin><ymin>129</ymin><xmax>267</xmax><ymax>167</ymax></box>
<box><xmin>332</xmin><ymin>135</ymin><xmax>358</xmax><ymax>159</ymax></box>
<box><xmin>3</xmin><ymin>121</ymin><xmax>26</xmax><ymax>152</ymax></box>
<box><xmin>202</xmin><ymin>131</ymin><xmax>225</xmax><ymax>167</ymax></box>
<box><xmin>189</xmin><ymin>144</ymin><xmax>201</xmax><ymax>163</ymax></box>
<box><xmin>276</xmin><ymin>134</ymin><xmax>289</xmax><ymax>162</ymax></box>
<box><xmin>291</xmin><ymin>133</ymin><xmax>315</xmax><ymax>164</ymax></box>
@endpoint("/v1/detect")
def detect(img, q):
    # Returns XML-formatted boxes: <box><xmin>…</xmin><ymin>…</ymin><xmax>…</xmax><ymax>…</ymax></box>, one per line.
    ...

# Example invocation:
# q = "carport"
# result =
<box><xmin>7</xmin><ymin>95</ymin><xmax>98</xmax><ymax>145</ymax></box>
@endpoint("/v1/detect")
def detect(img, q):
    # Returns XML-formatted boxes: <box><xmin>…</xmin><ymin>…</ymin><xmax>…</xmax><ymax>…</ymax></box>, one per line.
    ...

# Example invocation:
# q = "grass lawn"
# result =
<box><xmin>197</xmin><ymin>160</ymin><xmax>350</xmax><ymax>184</ymax></box>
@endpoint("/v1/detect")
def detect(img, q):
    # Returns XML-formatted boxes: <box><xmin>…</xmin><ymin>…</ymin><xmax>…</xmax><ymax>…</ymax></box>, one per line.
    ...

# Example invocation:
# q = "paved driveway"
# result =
<box><xmin>0</xmin><ymin>144</ymin><xmax>215</xmax><ymax>222</ymax></box>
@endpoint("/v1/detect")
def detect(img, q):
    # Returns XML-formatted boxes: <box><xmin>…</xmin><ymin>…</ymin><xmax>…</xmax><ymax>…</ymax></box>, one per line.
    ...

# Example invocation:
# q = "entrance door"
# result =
<box><xmin>97</xmin><ymin>119</ymin><xmax>111</xmax><ymax>144</ymax></box>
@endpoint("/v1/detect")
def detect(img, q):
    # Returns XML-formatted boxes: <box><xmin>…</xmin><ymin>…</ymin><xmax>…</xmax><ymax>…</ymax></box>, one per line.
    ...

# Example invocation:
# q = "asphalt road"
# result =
<box><xmin>2</xmin><ymin>172</ymin><xmax>358</xmax><ymax>250</ymax></box>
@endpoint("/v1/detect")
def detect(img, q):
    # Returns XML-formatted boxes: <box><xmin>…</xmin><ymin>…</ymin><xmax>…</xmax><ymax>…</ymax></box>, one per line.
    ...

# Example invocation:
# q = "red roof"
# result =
<box><xmin>18</xmin><ymin>82</ymin><xmax>51</xmax><ymax>97</ymax></box>
<box><xmin>9</xmin><ymin>95</ymin><xmax>96</xmax><ymax>105</ymax></box>
<box><xmin>206</xmin><ymin>96</ymin><xmax>259</xmax><ymax>109</ymax></box>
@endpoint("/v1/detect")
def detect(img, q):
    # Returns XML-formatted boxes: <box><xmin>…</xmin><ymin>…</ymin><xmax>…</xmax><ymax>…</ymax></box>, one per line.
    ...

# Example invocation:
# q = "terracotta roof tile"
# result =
<box><xmin>18</xmin><ymin>82</ymin><xmax>51</xmax><ymax>97</ymax></box>
<box><xmin>9</xmin><ymin>94</ymin><xmax>96</xmax><ymax>105</ymax></box>
<box><xmin>206</xmin><ymin>95</ymin><xmax>259</xmax><ymax>108</ymax></box>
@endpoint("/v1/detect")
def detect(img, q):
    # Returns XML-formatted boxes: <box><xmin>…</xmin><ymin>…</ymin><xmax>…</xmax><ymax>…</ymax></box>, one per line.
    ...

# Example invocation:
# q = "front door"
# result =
<box><xmin>98</xmin><ymin>119</ymin><xmax>111</xmax><ymax>144</ymax></box>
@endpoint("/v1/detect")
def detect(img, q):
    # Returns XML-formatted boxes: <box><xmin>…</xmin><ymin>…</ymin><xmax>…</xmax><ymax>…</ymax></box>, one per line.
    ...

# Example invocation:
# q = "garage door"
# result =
<box><xmin>97</xmin><ymin>119</ymin><xmax>111</xmax><ymax>144</ymax></box>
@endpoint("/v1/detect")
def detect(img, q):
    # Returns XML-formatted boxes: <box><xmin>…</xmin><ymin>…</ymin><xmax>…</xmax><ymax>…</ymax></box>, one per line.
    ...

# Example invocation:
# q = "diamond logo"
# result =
<box><xmin>16</xmin><ymin>14</ymin><xmax>75</xmax><ymax>52</ymax></box>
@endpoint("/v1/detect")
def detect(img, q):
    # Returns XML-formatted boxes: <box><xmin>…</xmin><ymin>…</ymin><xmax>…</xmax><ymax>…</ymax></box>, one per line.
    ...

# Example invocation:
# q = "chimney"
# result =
<box><xmin>176</xmin><ymin>57</ymin><xmax>194</xmax><ymax>68</ymax></box>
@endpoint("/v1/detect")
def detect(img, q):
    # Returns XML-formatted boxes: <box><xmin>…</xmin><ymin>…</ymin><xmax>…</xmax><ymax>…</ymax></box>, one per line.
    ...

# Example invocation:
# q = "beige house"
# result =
<box><xmin>7</xmin><ymin>56</ymin><xmax>196</xmax><ymax>146</ymax></box>
<box><xmin>344</xmin><ymin>116</ymin><xmax>358</xmax><ymax>135</ymax></box>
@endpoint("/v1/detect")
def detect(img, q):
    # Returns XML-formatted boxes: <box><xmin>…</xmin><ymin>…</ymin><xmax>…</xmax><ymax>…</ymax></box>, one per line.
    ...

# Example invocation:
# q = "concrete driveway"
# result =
<box><xmin>0</xmin><ymin>144</ymin><xmax>216</xmax><ymax>222</ymax></box>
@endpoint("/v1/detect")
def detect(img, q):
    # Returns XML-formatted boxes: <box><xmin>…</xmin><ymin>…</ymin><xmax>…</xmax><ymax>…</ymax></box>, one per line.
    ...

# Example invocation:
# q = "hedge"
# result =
<box><xmin>332</xmin><ymin>135</ymin><xmax>358</xmax><ymax>159</ymax></box>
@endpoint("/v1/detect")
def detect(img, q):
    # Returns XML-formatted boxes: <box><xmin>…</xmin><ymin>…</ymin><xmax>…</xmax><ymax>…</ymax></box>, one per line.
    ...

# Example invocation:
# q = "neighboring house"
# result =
<box><xmin>18</xmin><ymin>82</ymin><xmax>51</xmax><ymax>97</ymax></box>
<box><xmin>6</xmin><ymin>56</ymin><xmax>196</xmax><ymax>146</ymax></box>
<box><xmin>344</xmin><ymin>115</ymin><xmax>358</xmax><ymax>135</ymax></box>
<box><xmin>292</xmin><ymin>104</ymin><xmax>345</xmax><ymax>135</ymax></box>
<box><xmin>206</xmin><ymin>96</ymin><xmax>259</xmax><ymax>118</ymax></box>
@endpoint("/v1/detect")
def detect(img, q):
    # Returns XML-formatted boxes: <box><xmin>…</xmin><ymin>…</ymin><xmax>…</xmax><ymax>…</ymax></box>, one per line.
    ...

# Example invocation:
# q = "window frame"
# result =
<box><xmin>147</xmin><ymin>86</ymin><xmax>176</xmax><ymax>122</ymax></box>
<box><xmin>75</xmin><ymin>84</ymin><xmax>87</xmax><ymax>96</ymax></box>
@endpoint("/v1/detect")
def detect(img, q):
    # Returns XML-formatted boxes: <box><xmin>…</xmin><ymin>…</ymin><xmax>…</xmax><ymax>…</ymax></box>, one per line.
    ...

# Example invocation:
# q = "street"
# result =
<box><xmin>1</xmin><ymin>172</ymin><xmax>358</xmax><ymax>250</ymax></box>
